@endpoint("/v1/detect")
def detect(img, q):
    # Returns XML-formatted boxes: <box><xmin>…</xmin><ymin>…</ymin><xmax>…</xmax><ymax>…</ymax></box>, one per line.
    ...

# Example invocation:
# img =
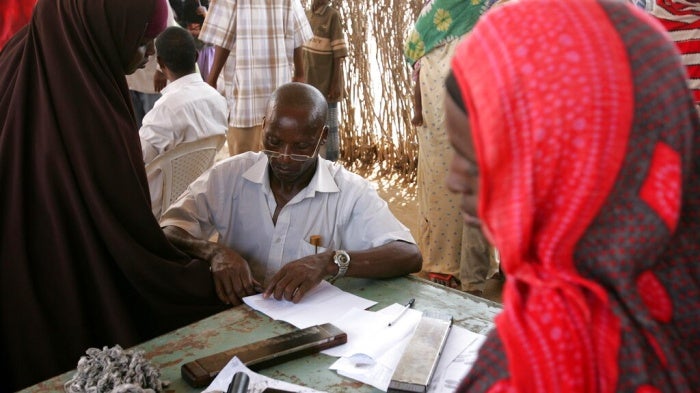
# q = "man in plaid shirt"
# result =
<box><xmin>199</xmin><ymin>0</ymin><xmax>312</xmax><ymax>156</ymax></box>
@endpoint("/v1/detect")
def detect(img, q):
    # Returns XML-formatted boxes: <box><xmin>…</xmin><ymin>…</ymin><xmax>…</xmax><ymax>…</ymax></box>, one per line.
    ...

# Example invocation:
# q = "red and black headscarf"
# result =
<box><xmin>451</xmin><ymin>0</ymin><xmax>700</xmax><ymax>391</ymax></box>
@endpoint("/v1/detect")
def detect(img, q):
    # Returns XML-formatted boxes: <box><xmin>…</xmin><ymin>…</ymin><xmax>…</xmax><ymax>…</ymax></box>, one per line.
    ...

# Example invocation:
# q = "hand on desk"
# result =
<box><xmin>263</xmin><ymin>252</ymin><xmax>332</xmax><ymax>303</ymax></box>
<box><xmin>210</xmin><ymin>248</ymin><xmax>261</xmax><ymax>305</ymax></box>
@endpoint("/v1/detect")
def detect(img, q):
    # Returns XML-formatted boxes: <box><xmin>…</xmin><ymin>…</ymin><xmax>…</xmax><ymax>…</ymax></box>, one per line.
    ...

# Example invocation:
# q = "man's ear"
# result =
<box><xmin>194</xmin><ymin>51</ymin><xmax>199</xmax><ymax>63</ymax></box>
<box><xmin>321</xmin><ymin>125</ymin><xmax>329</xmax><ymax>144</ymax></box>
<box><xmin>156</xmin><ymin>56</ymin><xmax>166</xmax><ymax>72</ymax></box>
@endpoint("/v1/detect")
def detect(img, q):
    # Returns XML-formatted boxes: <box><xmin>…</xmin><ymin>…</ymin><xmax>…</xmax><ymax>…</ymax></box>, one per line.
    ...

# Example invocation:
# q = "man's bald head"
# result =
<box><xmin>266</xmin><ymin>82</ymin><xmax>328</xmax><ymax>131</ymax></box>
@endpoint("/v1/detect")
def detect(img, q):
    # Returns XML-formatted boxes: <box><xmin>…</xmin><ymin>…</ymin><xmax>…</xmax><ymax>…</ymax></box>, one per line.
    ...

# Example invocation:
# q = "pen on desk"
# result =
<box><xmin>388</xmin><ymin>298</ymin><xmax>415</xmax><ymax>327</ymax></box>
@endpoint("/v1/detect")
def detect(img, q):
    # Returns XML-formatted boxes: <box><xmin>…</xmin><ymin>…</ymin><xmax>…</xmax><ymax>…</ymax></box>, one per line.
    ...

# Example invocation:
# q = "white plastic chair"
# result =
<box><xmin>145</xmin><ymin>134</ymin><xmax>226</xmax><ymax>220</ymax></box>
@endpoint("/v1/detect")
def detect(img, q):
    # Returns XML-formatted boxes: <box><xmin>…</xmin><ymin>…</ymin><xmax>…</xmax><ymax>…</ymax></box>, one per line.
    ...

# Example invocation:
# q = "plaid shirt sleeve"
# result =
<box><xmin>291</xmin><ymin>0</ymin><xmax>313</xmax><ymax>47</ymax></box>
<box><xmin>199</xmin><ymin>0</ymin><xmax>237</xmax><ymax>50</ymax></box>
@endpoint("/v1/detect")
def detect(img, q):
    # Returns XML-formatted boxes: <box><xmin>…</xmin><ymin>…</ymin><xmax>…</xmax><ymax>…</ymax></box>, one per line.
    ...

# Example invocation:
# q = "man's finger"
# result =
<box><xmin>292</xmin><ymin>280</ymin><xmax>314</xmax><ymax>303</ymax></box>
<box><xmin>272</xmin><ymin>275</ymin><xmax>295</xmax><ymax>301</ymax></box>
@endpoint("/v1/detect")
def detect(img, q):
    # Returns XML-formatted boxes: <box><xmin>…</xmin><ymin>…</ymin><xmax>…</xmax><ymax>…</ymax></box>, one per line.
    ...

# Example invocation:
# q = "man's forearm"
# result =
<box><xmin>163</xmin><ymin>225</ymin><xmax>218</xmax><ymax>262</ymax></box>
<box><xmin>207</xmin><ymin>45</ymin><xmax>230</xmax><ymax>87</ymax></box>
<box><xmin>293</xmin><ymin>47</ymin><xmax>305</xmax><ymax>82</ymax></box>
<box><xmin>339</xmin><ymin>241</ymin><xmax>422</xmax><ymax>279</ymax></box>
<box><xmin>329</xmin><ymin>56</ymin><xmax>344</xmax><ymax>99</ymax></box>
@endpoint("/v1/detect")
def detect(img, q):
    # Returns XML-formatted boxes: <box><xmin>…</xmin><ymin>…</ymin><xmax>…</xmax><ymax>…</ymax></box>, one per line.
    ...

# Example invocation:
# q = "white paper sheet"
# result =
<box><xmin>327</xmin><ymin>303</ymin><xmax>423</xmax><ymax>391</ymax></box>
<box><xmin>322</xmin><ymin>303</ymin><xmax>422</xmax><ymax>359</ymax></box>
<box><xmin>202</xmin><ymin>356</ymin><xmax>325</xmax><ymax>393</ymax></box>
<box><xmin>329</xmin><ymin>314</ymin><xmax>487</xmax><ymax>392</ymax></box>
<box><xmin>242</xmin><ymin>280</ymin><xmax>377</xmax><ymax>329</ymax></box>
<box><xmin>427</xmin><ymin>326</ymin><xmax>487</xmax><ymax>393</ymax></box>
<box><xmin>330</xmin><ymin>333</ymin><xmax>413</xmax><ymax>391</ymax></box>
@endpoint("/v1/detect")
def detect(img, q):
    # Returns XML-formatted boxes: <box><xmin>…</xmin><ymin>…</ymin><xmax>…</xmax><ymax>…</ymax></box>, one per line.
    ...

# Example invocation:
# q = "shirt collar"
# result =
<box><xmin>243</xmin><ymin>154</ymin><xmax>340</xmax><ymax>198</ymax></box>
<box><xmin>160</xmin><ymin>72</ymin><xmax>203</xmax><ymax>94</ymax></box>
<box><xmin>312</xmin><ymin>4</ymin><xmax>329</xmax><ymax>15</ymax></box>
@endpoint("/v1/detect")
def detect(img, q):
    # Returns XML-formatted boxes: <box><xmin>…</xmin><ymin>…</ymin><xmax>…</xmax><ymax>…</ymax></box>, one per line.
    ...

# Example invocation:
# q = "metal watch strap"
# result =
<box><xmin>329</xmin><ymin>250</ymin><xmax>350</xmax><ymax>283</ymax></box>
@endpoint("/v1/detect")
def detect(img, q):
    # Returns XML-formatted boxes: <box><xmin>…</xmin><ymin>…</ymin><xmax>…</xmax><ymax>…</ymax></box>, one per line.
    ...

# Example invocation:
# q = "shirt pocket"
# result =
<box><xmin>297</xmin><ymin>238</ymin><xmax>328</xmax><ymax>260</ymax></box>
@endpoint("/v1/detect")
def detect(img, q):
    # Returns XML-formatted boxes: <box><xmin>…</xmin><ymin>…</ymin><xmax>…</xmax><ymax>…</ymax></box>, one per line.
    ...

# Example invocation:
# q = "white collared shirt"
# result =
<box><xmin>160</xmin><ymin>153</ymin><xmax>415</xmax><ymax>283</ymax></box>
<box><xmin>140</xmin><ymin>72</ymin><xmax>228</xmax><ymax>218</ymax></box>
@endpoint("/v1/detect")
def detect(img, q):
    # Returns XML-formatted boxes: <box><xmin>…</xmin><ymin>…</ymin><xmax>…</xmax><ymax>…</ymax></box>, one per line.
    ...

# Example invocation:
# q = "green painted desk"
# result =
<box><xmin>21</xmin><ymin>276</ymin><xmax>502</xmax><ymax>393</ymax></box>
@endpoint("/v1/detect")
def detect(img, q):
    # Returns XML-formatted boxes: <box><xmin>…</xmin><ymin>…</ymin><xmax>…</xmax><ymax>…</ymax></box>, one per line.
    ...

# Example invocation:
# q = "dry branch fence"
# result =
<box><xmin>302</xmin><ymin>0</ymin><xmax>423</xmax><ymax>184</ymax></box>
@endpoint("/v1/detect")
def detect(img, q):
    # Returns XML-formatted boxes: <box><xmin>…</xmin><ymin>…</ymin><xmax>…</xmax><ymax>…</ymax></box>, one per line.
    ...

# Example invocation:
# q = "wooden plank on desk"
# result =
<box><xmin>181</xmin><ymin>323</ymin><xmax>347</xmax><ymax>387</ymax></box>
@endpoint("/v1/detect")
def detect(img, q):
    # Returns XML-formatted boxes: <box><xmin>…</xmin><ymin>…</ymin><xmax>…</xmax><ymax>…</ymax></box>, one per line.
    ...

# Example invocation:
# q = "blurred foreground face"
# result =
<box><xmin>124</xmin><ymin>39</ymin><xmax>155</xmax><ymax>74</ymax></box>
<box><xmin>444</xmin><ymin>93</ymin><xmax>481</xmax><ymax>228</ymax></box>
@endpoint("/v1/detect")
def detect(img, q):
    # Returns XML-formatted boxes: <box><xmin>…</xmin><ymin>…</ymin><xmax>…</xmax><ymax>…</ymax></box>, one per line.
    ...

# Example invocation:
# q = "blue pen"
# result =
<box><xmin>388</xmin><ymin>298</ymin><xmax>415</xmax><ymax>327</ymax></box>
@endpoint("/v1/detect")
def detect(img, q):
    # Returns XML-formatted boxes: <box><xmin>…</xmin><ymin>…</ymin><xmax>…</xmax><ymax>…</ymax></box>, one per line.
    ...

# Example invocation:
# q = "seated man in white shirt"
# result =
<box><xmin>161</xmin><ymin>82</ymin><xmax>422</xmax><ymax>306</ymax></box>
<box><xmin>140</xmin><ymin>26</ymin><xmax>228</xmax><ymax>218</ymax></box>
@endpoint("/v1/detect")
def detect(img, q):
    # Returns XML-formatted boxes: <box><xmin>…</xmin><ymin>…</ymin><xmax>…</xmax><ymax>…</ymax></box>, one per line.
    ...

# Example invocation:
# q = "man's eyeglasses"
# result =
<box><xmin>262</xmin><ymin>134</ymin><xmax>323</xmax><ymax>162</ymax></box>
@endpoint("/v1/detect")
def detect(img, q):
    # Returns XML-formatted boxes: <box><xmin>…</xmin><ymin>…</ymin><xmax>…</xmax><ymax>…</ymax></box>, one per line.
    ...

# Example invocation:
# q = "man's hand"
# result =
<box><xmin>263</xmin><ymin>252</ymin><xmax>331</xmax><ymax>303</ymax></box>
<box><xmin>411</xmin><ymin>109</ymin><xmax>424</xmax><ymax>127</ymax></box>
<box><xmin>210</xmin><ymin>247</ymin><xmax>261</xmax><ymax>305</ymax></box>
<box><xmin>327</xmin><ymin>83</ymin><xmax>341</xmax><ymax>102</ymax></box>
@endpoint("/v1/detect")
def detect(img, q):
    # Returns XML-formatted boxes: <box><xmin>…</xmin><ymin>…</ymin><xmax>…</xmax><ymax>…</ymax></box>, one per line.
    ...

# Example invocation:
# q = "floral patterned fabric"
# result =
<box><xmin>404</xmin><ymin>0</ymin><xmax>489</xmax><ymax>66</ymax></box>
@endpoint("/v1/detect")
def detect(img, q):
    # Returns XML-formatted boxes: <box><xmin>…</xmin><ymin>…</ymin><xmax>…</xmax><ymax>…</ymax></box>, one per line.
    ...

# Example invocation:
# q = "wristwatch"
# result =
<box><xmin>330</xmin><ymin>250</ymin><xmax>350</xmax><ymax>283</ymax></box>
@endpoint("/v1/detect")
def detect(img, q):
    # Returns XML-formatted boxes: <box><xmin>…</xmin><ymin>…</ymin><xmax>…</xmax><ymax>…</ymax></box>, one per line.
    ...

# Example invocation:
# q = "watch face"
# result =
<box><xmin>335</xmin><ymin>251</ymin><xmax>349</xmax><ymax>265</ymax></box>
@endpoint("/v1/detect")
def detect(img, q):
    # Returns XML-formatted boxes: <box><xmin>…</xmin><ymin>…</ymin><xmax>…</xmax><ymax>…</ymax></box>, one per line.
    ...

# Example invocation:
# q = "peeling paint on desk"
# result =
<box><xmin>21</xmin><ymin>276</ymin><xmax>501</xmax><ymax>393</ymax></box>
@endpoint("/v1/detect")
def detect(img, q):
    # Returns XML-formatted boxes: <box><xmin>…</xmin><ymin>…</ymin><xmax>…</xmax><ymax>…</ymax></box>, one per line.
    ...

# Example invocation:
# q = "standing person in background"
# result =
<box><xmin>302</xmin><ymin>0</ymin><xmax>348</xmax><ymax>162</ymax></box>
<box><xmin>126</xmin><ymin>42</ymin><xmax>167</xmax><ymax>128</ymax></box>
<box><xmin>647</xmin><ymin>1</ymin><xmax>700</xmax><ymax>111</ymax></box>
<box><xmin>198</xmin><ymin>0</ymin><xmax>313</xmax><ymax>156</ymax></box>
<box><xmin>126</xmin><ymin>3</ymin><xmax>179</xmax><ymax>128</ymax></box>
<box><xmin>446</xmin><ymin>0</ymin><xmax>700</xmax><ymax>391</ymax></box>
<box><xmin>404</xmin><ymin>0</ymin><xmax>493</xmax><ymax>296</ymax></box>
<box><xmin>181</xmin><ymin>0</ymin><xmax>215</xmax><ymax>81</ymax></box>
<box><xmin>0</xmin><ymin>0</ymin><xmax>227</xmax><ymax>389</ymax></box>
<box><xmin>169</xmin><ymin>0</ymin><xmax>186</xmax><ymax>22</ymax></box>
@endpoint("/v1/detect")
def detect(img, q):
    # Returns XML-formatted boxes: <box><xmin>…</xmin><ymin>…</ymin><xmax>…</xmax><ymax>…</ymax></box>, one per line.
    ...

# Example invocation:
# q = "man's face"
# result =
<box><xmin>124</xmin><ymin>39</ymin><xmax>155</xmax><ymax>75</ymax></box>
<box><xmin>263</xmin><ymin>107</ymin><xmax>325</xmax><ymax>185</ymax></box>
<box><xmin>444</xmin><ymin>93</ymin><xmax>482</xmax><ymax>228</ymax></box>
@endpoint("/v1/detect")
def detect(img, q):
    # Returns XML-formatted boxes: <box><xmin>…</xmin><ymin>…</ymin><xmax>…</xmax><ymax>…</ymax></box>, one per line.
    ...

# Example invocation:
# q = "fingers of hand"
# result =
<box><xmin>291</xmin><ymin>281</ymin><xmax>314</xmax><ymax>303</ymax></box>
<box><xmin>213</xmin><ymin>268</ymin><xmax>248</xmax><ymax>305</ymax></box>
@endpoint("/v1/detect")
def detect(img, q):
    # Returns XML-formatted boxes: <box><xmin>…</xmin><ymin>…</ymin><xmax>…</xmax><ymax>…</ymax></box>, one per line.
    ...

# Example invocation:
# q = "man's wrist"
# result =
<box><xmin>204</xmin><ymin>242</ymin><xmax>223</xmax><ymax>265</ymax></box>
<box><xmin>329</xmin><ymin>250</ymin><xmax>350</xmax><ymax>283</ymax></box>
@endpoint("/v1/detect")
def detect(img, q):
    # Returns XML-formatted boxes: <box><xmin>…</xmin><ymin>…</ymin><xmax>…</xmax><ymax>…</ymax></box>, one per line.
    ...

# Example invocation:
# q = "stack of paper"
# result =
<box><xmin>326</xmin><ymin>304</ymin><xmax>423</xmax><ymax>391</ymax></box>
<box><xmin>241</xmin><ymin>282</ymin><xmax>488</xmax><ymax>392</ymax></box>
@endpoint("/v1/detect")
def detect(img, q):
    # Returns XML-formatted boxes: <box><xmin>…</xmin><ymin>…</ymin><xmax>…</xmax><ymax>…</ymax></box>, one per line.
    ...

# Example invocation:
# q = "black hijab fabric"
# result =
<box><xmin>0</xmin><ymin>0</ymin><xmax>225</xmax><ymax>389</ymax></box>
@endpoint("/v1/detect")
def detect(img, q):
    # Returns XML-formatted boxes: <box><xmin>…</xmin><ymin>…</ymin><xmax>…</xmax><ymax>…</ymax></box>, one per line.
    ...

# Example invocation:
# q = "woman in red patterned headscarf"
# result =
<box><xmin>0</xmin><ymin>0</ymin><xmax>36</xmax><ymax>49</ymax></box>
<box><xmin>445</xmin><ymin>0</ymin><xmax>700</xmax><ymax>391</ymax></box>
<box><xmin>0</xmin><ymin>0</ymin><xmax>224</xmax><ymax>390</ymax></box>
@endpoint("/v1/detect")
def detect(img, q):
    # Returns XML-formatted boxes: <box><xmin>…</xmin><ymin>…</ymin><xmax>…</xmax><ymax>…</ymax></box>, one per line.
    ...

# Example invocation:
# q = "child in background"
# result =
<box><xmin>183</xmin><ymin>0</ymin><xmax>214</xmax><ymax>81</ymax></box>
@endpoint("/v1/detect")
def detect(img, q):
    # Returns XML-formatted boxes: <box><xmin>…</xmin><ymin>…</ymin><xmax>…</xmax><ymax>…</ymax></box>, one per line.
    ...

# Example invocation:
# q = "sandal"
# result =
<box><xmin>427</xmin><ymin>272</ymin><xmax>461</xmax><ymax>290</ymax></box>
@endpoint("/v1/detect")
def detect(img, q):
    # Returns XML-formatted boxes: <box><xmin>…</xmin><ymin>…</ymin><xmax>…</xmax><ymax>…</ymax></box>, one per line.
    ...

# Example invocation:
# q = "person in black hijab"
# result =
<box><xmin>0</xmin><ymin>0</ymin><xmax>226</xmax><ymax>389</ymax></box>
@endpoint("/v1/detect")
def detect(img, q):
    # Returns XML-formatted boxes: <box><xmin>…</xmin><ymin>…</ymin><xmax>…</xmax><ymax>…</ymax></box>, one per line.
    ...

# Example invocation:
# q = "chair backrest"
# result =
<box><xmin>145</xmin><ymin>134</ymin><xmax>226</xmax><ymax>216</ymax></box>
